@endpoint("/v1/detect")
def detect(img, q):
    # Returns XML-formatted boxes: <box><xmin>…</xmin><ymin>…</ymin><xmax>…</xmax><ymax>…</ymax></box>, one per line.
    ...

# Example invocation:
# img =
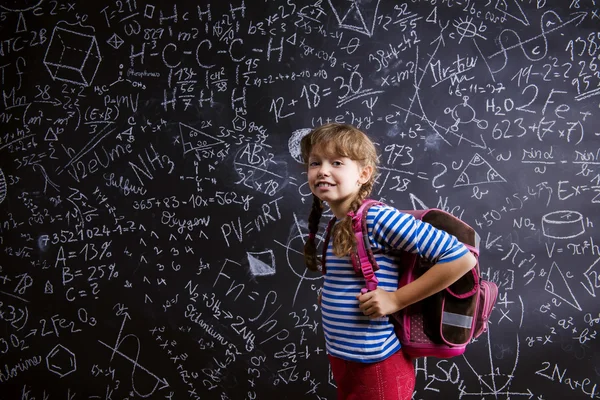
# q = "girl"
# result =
<box><xmin>301</xmin><ymin>123</ymin><xmax>476</xmax><ymax>400</ymax></box>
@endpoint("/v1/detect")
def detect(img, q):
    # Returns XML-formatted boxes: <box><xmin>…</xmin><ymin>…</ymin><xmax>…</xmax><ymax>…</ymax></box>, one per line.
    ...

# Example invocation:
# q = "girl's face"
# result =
<box><xmin>307</xmin><ymin>143</ymin><xmax>372</xmax><ymax>218</ymax></box>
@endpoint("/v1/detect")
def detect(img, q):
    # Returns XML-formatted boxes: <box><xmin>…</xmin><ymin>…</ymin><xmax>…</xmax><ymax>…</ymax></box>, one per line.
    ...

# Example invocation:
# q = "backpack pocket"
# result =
<box><xmin>436</xmin><ymin>289</ymin><xmax>478</xmax><ymax>346</ymax></box>
<box><xmin>472</xmin><ymin>280</ymin><xmax>499</xmax><ymax>339</ymax></box>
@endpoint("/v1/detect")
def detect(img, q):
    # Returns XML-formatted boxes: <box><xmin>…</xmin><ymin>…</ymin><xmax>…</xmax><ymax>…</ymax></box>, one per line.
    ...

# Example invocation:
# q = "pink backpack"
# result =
<box><xmin>321</xmin><ymin>199</ymin><xmax>498</xmax><ymax>359</ymax></box>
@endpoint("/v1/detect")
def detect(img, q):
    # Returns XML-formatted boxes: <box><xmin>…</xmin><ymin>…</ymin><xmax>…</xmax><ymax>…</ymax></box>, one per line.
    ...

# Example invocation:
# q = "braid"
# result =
<box><xmin>304</xmin><ymin>195</ymin><xmax>323</xmax><ymax>271</ymax></box>
<box><xmin>331</xmin><ymin>184</ymin><xmax>372</xmax><ymax>257</ymax></box>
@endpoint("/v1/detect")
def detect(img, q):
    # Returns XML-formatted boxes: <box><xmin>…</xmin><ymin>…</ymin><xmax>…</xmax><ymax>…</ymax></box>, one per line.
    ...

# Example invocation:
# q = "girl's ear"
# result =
<box><xmin>359</xmin><ymin>165</ymin><xmax>373</xmax><ymax>184</ymax></box>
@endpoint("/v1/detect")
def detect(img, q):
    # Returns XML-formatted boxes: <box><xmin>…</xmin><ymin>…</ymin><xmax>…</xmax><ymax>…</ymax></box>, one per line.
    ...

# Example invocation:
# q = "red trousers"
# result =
<box><xmin>328</xmin><ymin>350</ymin><xmax>415</xmax><ymax>400</ymax></box>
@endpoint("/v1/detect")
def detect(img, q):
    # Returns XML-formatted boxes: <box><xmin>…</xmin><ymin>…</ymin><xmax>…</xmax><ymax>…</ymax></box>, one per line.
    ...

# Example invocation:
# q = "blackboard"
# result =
<box><xmin>1</xmin><ymin>0</ymin><xmax>599</xmax><ymax>398</ymax></box>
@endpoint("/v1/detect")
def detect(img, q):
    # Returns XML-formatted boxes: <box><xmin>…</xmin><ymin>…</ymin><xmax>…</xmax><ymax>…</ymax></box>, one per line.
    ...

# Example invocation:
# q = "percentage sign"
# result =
<box><xmin>108</xmin><ymin>264</ymin><xmax>119</xmax><ymax>279</ymax></box>
<box><xmin>99</xmin><ymin>241</ymin><xmax>113</xmax><ymax>260</ymax></box>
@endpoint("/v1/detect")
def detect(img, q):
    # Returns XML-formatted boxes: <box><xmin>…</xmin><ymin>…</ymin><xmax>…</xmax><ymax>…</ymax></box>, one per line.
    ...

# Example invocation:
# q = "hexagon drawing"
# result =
<box><xmin>232</xmin><ymin>115</ymin><xmax>247</xmax><ymax>131</ymax></box>
<box><xmin>46</xmin><ymin>344</ymin><xmax>77</xmax><ymax>377</ymax></box>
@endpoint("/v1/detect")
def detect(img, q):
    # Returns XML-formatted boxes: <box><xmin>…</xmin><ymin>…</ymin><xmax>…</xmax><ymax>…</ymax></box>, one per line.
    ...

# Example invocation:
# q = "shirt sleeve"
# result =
<box><xmin>369</xmin><ymin>205</ymin><xmax>469</xmax><ymax>264</ymax></box>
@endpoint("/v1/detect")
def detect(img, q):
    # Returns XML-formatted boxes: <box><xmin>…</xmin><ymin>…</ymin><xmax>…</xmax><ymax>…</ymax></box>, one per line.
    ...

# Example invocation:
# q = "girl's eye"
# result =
<box><xmin>332</xmin><ymin>161</ymin><xmax>342</xmax><ymax>166</ymax></box>
<box><xmin>309</xmin><ymin>161</ymin><xmax>319</xmax><ymax>167</ymax></box>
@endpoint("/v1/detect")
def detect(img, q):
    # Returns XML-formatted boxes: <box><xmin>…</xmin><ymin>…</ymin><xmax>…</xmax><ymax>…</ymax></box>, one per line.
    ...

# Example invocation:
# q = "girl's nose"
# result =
<box><xmin>317</xmin><ymin>165</ymin><xmax>330</xmax><ymax>177</ymax></box>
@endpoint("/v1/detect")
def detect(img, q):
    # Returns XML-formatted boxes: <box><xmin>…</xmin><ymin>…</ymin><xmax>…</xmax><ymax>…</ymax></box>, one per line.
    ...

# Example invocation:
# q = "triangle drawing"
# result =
<box><xmin>45</xmin><ymin>127</ymin><xmax>59</xmax><ymax>141</ymax></box>
<box><xmin>16</xmin><ymin>12</ymin><xmax>27</xmax><ymax>33</ymax></box>
<box><xmin>582</xmin><ymin>257</ymin><xmax>600</xmax><ymax>297</ymax></box>
<box><xmin>247</xmin><ymin>250</ymin><xmax>276</xmax><ymax>277</ymax></box>
<box><xmin>495</xmin><ymin>0</ymin><xmax>530</xmax><ymax>26</ymax></box>
<box><xmin>545</xmin><ymin>262</ymin><xmax>581</xmax><ymax>311</ymax></box>
<box><xmin>328</xmin><ymin>0</ymin><xmax>381</xmax><ymax>37</ymax></box>
<box><xmin>179</xmin><ymin>123</ymin><xmax>225</xmax><ymax>155</ymax></box>
<box><xmin>454</xmin><ymin>153</ymin><xmax>506</xmax><ymax>187</ymax></box>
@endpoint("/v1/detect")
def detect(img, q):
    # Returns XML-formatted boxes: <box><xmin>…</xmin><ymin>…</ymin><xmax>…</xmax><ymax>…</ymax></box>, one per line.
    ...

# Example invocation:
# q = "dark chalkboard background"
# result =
<box><xmin>1</xmin><ymin>0</ymin><xmax>600</xmax><ymax>398</ymax></box>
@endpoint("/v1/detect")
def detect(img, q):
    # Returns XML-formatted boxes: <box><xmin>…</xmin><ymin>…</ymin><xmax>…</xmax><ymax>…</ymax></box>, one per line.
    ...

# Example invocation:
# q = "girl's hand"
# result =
<box><xmin>357</xmin><ymin>288</ymin><xmax>402</xmax><ymax>319</ymax></box>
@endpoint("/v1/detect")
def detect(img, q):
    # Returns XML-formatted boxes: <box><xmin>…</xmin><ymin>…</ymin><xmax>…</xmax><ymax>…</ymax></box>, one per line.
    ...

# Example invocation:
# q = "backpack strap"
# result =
<box><xmin>320</xmin><ymin>199</ymin><xmax>383</xmax><ymax>292</ymax></box>
<box><xmin>463</xmin><ymin>244</ymin><xmax>479</xmax><ymax>257</ymax></box>
<box><xmin>350</xmin><ymin>199</ymin><xmax>383</xmax><ymax>292</ymax></box>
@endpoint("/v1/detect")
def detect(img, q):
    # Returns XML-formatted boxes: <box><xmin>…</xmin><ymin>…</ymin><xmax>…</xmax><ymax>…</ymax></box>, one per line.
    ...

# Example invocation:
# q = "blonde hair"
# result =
<box><xmin>300</xmin><ymin>123</ymin><xmax>379</xmax><ymax>271</ymax></box>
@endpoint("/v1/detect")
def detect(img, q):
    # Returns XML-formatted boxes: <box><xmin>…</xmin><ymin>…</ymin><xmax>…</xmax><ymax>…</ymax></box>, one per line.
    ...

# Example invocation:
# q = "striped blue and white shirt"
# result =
<box><xmin>321</xmin><ymin>204</ymin><xmax>469</xmax><ymax>363</ymax></box>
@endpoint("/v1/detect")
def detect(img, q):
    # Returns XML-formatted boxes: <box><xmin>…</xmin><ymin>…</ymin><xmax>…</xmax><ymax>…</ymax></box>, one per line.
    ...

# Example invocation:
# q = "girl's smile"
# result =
<box><xmin>315</xmin><ymin>181</ymin><xmax>336</xmax><ymax>189</ymax></box>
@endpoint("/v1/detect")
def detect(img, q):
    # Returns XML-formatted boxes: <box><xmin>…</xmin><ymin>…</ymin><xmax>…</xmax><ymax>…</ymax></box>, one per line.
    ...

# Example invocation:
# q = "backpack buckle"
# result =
<box><xmin>365</xmin><ymin>279</ymin><xmax>378</xmax><ymax>292</ymax></box>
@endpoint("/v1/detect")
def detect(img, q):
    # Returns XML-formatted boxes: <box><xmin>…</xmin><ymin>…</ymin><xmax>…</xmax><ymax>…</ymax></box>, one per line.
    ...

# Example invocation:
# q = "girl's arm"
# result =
<box><xmin>392</xmin><ymin>250</ymin><xmax>476</xmax><ymax>310</ymax></box>
<box><xmin>358</xmin><ymin>251</ymin><xmax>476</xmax><ymax>318</ymax></box>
